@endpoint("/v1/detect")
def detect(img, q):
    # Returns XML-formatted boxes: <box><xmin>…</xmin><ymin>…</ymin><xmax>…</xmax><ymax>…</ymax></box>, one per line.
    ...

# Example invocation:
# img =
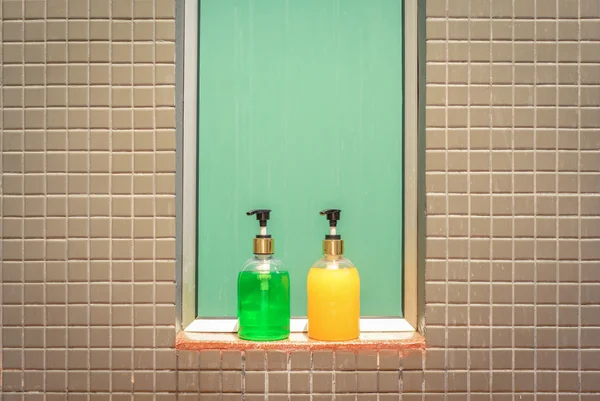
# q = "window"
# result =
<box><xmin>176</xmin><ymin>0</ymin><xmax>425</xmax><ymax>335</ymax></box>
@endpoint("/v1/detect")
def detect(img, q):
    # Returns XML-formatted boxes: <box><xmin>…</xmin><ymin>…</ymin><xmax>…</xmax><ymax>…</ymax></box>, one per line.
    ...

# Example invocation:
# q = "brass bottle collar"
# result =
<box><xmin>323</xmin><ymin>239</ymin><xmax>344</xmax><ymax>257</ymax></box>
<box><xmin>254</xmin><ymin>237</ymin><xmax>274</xmax><ymax>255</ymax></box>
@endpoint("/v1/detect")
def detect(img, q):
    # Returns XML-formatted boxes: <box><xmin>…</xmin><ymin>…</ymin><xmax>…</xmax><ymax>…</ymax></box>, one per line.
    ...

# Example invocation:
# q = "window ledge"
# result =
<box><xmin>176</xmin><ymin>331</ymin><xmax>425</xmax><ymax>353</ymax></box>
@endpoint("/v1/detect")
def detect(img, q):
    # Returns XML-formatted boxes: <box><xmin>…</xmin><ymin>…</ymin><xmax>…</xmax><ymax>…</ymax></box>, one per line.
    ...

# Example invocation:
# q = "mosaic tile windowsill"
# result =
<box><xmin>176</xmin><ymin>331</ymin><xmax>426</xmax><ymax>354</ymax></box>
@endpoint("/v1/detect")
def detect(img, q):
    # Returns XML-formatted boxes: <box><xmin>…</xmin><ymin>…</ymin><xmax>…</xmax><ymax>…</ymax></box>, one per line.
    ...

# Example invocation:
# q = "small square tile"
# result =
<box><xmin>268</xmin><ymin>372</ymin><xmax>288</xmax><ymax>393</ymax></box>
<box><xmin>290</xmin><ymin>372</ymin><xmax>310</xmax><ymax>393</ymax></box>
<box><xmin>357</xmin><ymin>372</ymin><xmax>377</xmax><ymax>393</ymax></box>
<box><xmin>199</xmin><ymin>372</ymin><xmax>220</xmax><ymax>393</ymax></box>
<box><xmin>582</xmin><ymin>350</ymin><xmax>600</xmax><ymax>371</ymax></box>
<box><xmin>199</xmin><ymin>350</ymin><xmax>221</xmax><ymax>370</ymax></box>
<box><xmin>536</xmin><ymin>371</ymin><xmax>557</xmax><ymax>393</ymax></box>
<box><xmin>515</xmin><ymin>350</ymin><xmax>535</xmax><ymax>371</ymax></box>
<box><xmin>267</xmin><ymin>351</ymin><xmax>288</xmax><ymax>370</ymax></box>
<box><xmin>335</xmin><ymin>351</ymin><xmax>357</xmax><ymax>371</ymax></box>
<box><xmin>492</xmin><ymin>350</ymin><xmax>512</xmax><ymax>371</ymax></box>
<box><xmin>222</xmin><ymin>351</ymin><xmax>242</xmax><ymax>370</ymax></box>
<box><xmin>335</xmin><ymin>372</ymin><xmax>356</xmax><ymax>393</ymax></box>
<box><xmin>447</xmin><ymin>372</ymin><xmax>467</xmax><ymax>393</ymax></box>
<box><xmin>312</xmin><ymin>351</ymin><xmax>333</xmax><ymax>370</ymax></box>
<box><xmin>3</xmin><ymin>350</ymin><xmax>23</xmax><ymax>369</ymax></box>
<box><xmin>356</xmin><ymin>351</ymin><xmax>378</xmax><ymax>370</ymax></box>
<box><xmin>582</xmin><ymin>371</ymin><xmax>600</xmax><ymax>392</ymax></box>
<box><xmin>245</xmin><ymin>372</ymin><xmax>265</xmax><ymax>393</ymax></box>
<box><xmin>436</xmin><ymin>349</ymin><xmax>460</xmax><ymax>370</ymax></box>
<box><xmin>469</xmin><ymin>371</ymin><xmax>490</xmax><ymax>392</ymax></box>
<box><xmin>379</xmin><ymin>351</ymin><xmax>400</xmax><ymax>370</ymax></box>
<box><xmin>245</xmin><ymin>350</ymin><xmax>265</xmax><ymax>370</ymax></box>
<box><xmin>402</xmin><ymin>370</ymin><xmax>423</xmax><ymax>393</ymax></box>
<box><xmin>469</xmin><ymin>349</ymin><xmax>490</xmax><ymax>371</ymax></box>
<box><xmin>470</xmin><ymin>327</ymin><xmax>491</xmax><ymax>347</ymax></box>
<box><xmin>424</xmin><ymin>371</ymin><xmax>446</xmax><ymax>392</ymax></box>
<box><xmin>559</xmin><ymin>371</ymin><xmax>580</xmax><ymax>392</ymax></box>
<box><xmin>222</xmin><ymin>371</ymin><xmax>242</xmax><ymax>393</ymax></box>
<box><xmin>402</xmin><ymin>351</ymin><xmax>423</xmax><ymax>370</ymax></box>
<box><xmin>425</xmin><ymin>349</ymin><xmax>446</xmax><ymax>370</ymax></box>
<box><xmin>312</xmin><ymin>372</ymin><xmax>332</xmax><ymax>393</ymax></box>
<box><xmin>133</xmin><ymin>349</ymin><xmax>153</xmax><ymax>370</ymax></box>
<box><xmin>112</xmin><ymin>371</ymin><xmax>133</xmax><ymax>392</ymax></box>
<box><xmin>559</xmin><ymin>350</ymin><xmax>579</xmax><ymax>370</ymax></box>
<box><xmin>178</xmin><ymin>351</ymin><xmax>201</xmax><ymax>370</ymax></box>
<box><xmin>67</xmin><ymin>371</ymin><xmax>88</xmax><ymax>392</ymax></box>
<box><xmin>2</xmin><ymin>371</ymin><xmax>25</xmax><ymax>392</ymax></box>
<box><xmin>111</xmin><ymin>349</ymin><xmax>132</xmax><ymax>370</ymax></box>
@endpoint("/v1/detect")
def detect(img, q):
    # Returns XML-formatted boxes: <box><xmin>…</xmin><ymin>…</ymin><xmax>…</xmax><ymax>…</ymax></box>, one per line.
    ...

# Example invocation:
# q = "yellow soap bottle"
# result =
<box><xmin>307</xmin><ymin>209</ymin><xmax>360</xmax><ymax>341</ymax></box>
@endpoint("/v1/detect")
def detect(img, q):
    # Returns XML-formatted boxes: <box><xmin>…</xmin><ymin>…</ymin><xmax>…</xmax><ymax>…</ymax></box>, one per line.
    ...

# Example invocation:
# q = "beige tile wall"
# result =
<box><xmin>1</xmin><ymin>0</ymin><xmax>599</xmax><ymax>399</ymax></box>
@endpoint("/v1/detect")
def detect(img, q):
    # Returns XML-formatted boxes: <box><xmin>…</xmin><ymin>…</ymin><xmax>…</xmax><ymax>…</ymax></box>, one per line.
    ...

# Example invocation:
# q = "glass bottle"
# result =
<box><xmin>307</xmin><ymin>209</ymin><xmax>360</xmax><ymax>341</ymax></box>
<box><xmin>237</xmin><ymin>209</ymin><xmax>290</xmax><ymax>341</ymax></box>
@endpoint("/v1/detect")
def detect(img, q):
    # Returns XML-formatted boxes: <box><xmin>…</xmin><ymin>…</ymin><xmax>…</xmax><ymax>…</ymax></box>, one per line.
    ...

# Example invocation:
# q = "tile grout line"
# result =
<box><xmin>510</xmin><ymin>0</ymin><xmax>517</xmax><ymax>398</ymax></box>
<box><xmin>63</xmin><ymin>0</ymin><xmax>71</xmax><ymax>396</ymax></box>
<box><xmin>20</xmin><ymin>0</ymin><xmax>26</xmax><ymax>396</ymax></box>
<box><xmin>287</xmin><ymin>352</ymin><xmax>291</xmax><ymax>400</ymax></box>
<box><xmin>0</xmin><ymin>0</ymin><xmax>4</xmax><ymax>392</ymax></box>
<box><xmin>488</xmin><ymin>0</ymin><xmax>494</xmax><ymax>396</ymax></box>
<box><xmin>220</xmin><ymin>351</ymin><xmax>224</xmax><ymax>399</ymax></box>
<box><xmin>465</xmin><ymin>0</ymin><xmax>473</xmax><ymax>398</ymax></box>
<box><xmin>42</xmin><ymin>0</ymin><xmax>49</xmax><ymax>398</ymax></box>
<box><xmin>241</xmin><ymin>351</ymin><xmax>246</xmax><ymax>401</ymax></box>
<box><xmin>86</xmin><ymin>0</ymin><xmax>93</xmax><ymax>398</ymax></box>
<box><xmin>264</xmin><ymin>351</ymin><xmax>269</xmax><ymax>401</ymax></box>
<box><xmin>130</xmin><ymin>0</ymin><xmax>136</xmax><ymax>398</ymax></box>
<box><xmin>443</xmin><ymin>0</ymin><xmax>450</xmax><ymax>397</ymax></box>
<box><xmin>576</xmin><ymin>1</ymin><xmax>582</xmax><ymax>400</ymax></box>
<box><xmin>108</xmin><ymin>0</ymin><xmax>114</xmax><ymax>394</ymax></box>
<box><xmin>532</xmin><ymin>0</ymin><xmax>539</xmax><ymax>398</ymax></box>
<box><xmin>332</xmin><ymin>350</ymin><xmax>336</xmax><ymax>401</ymax></box>
<box><xmin>398</xmin><ymin>352</ymin><xmax>403</xmax><ymax>401</ymax></box>
<box><xmin>309</xmin><ymin>350</ymin><xmax>314</xmax><ymax>401</ymax></box>
<box><xmin>554</xmin><ymin>0</ymin><xmax>560</xmax><ymax>398</ymax></box>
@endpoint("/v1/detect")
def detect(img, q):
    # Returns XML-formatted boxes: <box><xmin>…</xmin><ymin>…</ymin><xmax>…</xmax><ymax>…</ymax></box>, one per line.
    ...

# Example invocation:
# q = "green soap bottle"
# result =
<box><xmin>237</xmin><ymin>209</ymin><xmax>290</xmax><ymax>341</ymax></box>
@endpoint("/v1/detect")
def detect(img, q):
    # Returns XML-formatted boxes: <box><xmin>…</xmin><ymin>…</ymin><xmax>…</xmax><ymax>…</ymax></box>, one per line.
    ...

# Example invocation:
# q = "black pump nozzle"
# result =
<box><xmin>320</xmin><ymin>209</ymin><xmax>341</xmax><ymax>227</ymax></box>
<box><xmin>247</xmin><ymin>209</ymin><xmax>271</xmax><ymax>227</ymax></box>
<box><xmin>320</xmin><ymin>209</ymin><xmax>342</xmax><ymax>243</ymax></box>
<box><xmin>247</xmin><ymin>209</ymin><xmax>273</xmax><ymax>253</ymax></box>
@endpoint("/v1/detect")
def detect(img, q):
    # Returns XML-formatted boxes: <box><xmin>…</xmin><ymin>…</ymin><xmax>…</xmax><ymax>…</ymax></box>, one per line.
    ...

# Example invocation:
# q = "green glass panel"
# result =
<box><xmin>197</xmin><ymin>0</ymin><xmax>404</xmax><ymax>318</ymax></box>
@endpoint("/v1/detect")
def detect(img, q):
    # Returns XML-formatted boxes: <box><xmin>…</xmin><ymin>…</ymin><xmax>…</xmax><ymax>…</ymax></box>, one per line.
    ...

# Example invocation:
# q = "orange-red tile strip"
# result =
<box><xmin>176</xmin><ymin>332</ymin><xmax>425</xmax><ymax>354</ymax></box>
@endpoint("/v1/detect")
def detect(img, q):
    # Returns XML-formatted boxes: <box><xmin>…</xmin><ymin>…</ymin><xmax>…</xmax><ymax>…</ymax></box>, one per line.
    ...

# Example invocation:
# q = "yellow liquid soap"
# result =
<box><xmin>307</xmin><ymin>265</ymin><xmax>360</xmax><ymax>341</ymax></box>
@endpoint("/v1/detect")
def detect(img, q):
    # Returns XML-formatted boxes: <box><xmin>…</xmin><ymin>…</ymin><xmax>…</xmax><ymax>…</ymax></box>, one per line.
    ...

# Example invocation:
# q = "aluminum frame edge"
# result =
<box><xmin>176</xmin><ymin>0</ymin><xmax>199</xmax><ymax>331</ymax></box>
<box><xmin>402</xmin><ymin>0</ymin><xmax>426</xmax><ymax>333</ymax></box>
<box><xmin>176</xmin><ymin>0</ymin><xmax>426</xmax><ymax>334</ymax></box>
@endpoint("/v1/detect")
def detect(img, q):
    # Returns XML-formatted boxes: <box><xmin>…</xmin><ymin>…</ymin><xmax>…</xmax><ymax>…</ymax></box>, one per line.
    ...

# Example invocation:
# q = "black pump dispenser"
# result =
<box><xmin>320</xmin><ymin>209</ymin><xmax>341</xmax><ymax>240</ymax></box>
<box><xmin>247</xmin><ymin>209</ymin><xmax>272</xmax><ymax>236</ymax></box>
<box><xmin>247</xmin><ymin>209</ymin><xmax>273</xmax><ymax>254</ymax></box>
<box><xmin>247</xmin><ymin>209</ymin><xmax>270</xmax><ymax>228</ymax></box>
<box><xmin>319</xmin><ymin>209</ymin><xmax>343</xmax><ymax>256</ymax></box>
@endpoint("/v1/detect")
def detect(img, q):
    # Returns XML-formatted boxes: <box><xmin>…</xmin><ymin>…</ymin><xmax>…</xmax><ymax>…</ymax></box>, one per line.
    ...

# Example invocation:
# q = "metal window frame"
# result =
<box><xmin>175</xmin><ymin>0</ymin><xmax>425</xmax><ymax>334</ymax></box>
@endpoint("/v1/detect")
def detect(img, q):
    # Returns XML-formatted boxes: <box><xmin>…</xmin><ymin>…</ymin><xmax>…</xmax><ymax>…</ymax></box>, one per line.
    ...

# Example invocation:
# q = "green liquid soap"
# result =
<box><xmin>237</xmin><ymin>270</ymin><xmax>290</xmax><ymax>341</ymax></box>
